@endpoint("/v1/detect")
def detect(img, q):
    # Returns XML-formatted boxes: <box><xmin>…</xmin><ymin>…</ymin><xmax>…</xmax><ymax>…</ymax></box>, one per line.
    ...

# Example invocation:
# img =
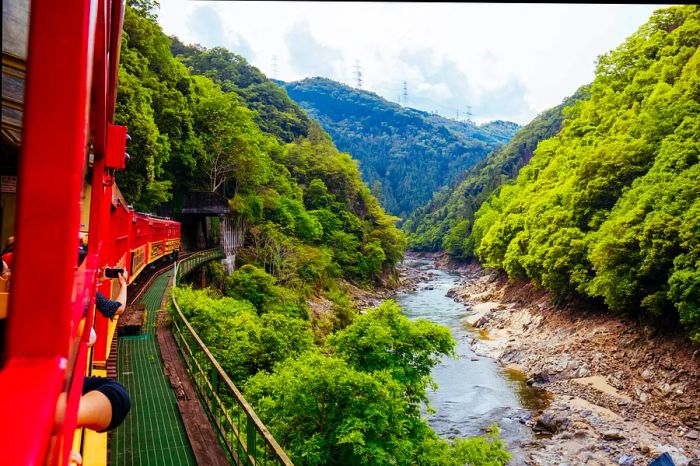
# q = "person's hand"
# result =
<box><xmin>69</xmin><ymin>451</ymin><xmax>83</xmax><ymax>465</ymax></box>
<box><xmin>118</xmin><ymin>269</ymin><xmax>128</xmax><ymax>286</ymax></box>
<box><xmin>98</xmin><ymin>266</ymin><xmax>108</xmax><ymax>283</ymax></box>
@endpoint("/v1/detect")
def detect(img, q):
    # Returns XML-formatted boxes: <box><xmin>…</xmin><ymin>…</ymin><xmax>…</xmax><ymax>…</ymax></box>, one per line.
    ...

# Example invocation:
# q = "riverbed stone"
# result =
<box><xmin>618</xmin><ymin>454</ymin><xmax>635</xmax><ymax>466</ymax></box>
<box><xmin>535</xmin><ymin>412</ymin><xmax>570</xmax><ymax>433</ymax></box>
<box><xmin>602</xmin><ymin>430</ymin><xmax>625</xmax><ymax>440</ymax></box>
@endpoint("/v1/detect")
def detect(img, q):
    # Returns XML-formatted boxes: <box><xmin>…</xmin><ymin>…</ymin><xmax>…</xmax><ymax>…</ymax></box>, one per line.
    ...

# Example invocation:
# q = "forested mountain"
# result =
<box><xmin>170</xmin><ymin>39</ymin><xmax>312</xmax><ymax>143</ymax></box>
<box><xmin>112</xmin><ymin>2</ymin><xmax>511</xmax><ymax>463</ymax></box>
<box><xmin>468</xmin><ymin>5</ymin><xmax>699</xmax><ymax>341</ymax></box>
<box><xmin>115</xmin><ymin>3</ymin><xmax>405</xmax><ymax>288</ymax></box>
<box><xmin>281</xmin><ymin>77</ymin><xmax>519</xmax><ymax>218</ymax></box>
<box><xmin>404</xmin><ymin>88</ymin><xmax>589</xmax><ymax>253</ymax></box>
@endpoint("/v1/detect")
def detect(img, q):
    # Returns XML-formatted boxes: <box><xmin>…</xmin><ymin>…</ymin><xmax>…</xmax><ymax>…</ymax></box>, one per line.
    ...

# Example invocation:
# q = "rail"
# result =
<box><xmin>170</xmin><ymin>249</ymin><xmax>294</xmax><ymax>466</ymax></box>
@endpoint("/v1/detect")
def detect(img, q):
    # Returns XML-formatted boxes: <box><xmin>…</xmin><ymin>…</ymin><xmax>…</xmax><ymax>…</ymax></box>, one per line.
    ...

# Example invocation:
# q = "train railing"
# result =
<box><xmin>171</xmin><ymin>249</ymin><xmax>294</xmax><ymax>466</ymax></box>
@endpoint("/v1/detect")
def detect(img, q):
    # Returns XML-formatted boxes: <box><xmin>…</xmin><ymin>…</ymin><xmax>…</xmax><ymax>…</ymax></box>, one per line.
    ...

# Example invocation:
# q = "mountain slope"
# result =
<box><xmin>281</xmin><ymin>77</ymin><xmax>519</xmax><ymax>218</ymax></box>
<box><xmin>404</xmin><ymin>87</ymin><xmax>589</xmax><ymax>253</ymax></box>
<box><xmin>472</xmin><ymin>5</ymin><xmax>700</xmax><ymax>340</ymax></box>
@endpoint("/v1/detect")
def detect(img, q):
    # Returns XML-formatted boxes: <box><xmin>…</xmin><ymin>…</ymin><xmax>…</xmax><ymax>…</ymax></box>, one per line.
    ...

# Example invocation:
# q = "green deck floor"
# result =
<box><xmin>110</xmin><ymin>271</ymin><xmax>197</xmax><ymax>466</ymax></box>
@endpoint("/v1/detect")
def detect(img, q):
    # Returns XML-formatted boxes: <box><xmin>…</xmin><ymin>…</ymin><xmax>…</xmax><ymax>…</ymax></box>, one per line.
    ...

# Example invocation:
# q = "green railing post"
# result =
<box><xmin>211</xmin><ymin>366</ymin><xmax>219</xmax><ymax>393</ymax></box>
<box><xmin>169</xmin><ymin>248</ymin><xmax>293</xmax><ymax>466</ymax></box>
<box><xmin>247</xmin><ymin>417</ymin><xmax>256</xmax><ymax>465</ymax></box>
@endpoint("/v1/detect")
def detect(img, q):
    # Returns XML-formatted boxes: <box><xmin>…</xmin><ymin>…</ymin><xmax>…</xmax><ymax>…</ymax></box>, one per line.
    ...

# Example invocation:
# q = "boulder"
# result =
<box><xmin>602</xmin><ymin>430</ymin><xmax>625</xmax><ymax>440</ymax></box>
<box><xmin>534</xmin><ymin>412</ymin><xmax>570</xmax><ymax>434</ymax></box>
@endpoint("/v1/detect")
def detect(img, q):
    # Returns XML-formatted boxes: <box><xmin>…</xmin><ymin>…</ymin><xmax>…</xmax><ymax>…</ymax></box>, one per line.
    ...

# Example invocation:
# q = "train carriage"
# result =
<box><xmin>0</xmin><ymin>1</ymin><xmax>181</xmax><ymax>464</ymax></box>
<box><xmin>130</xmin><ymin>211</ymin><xmax>152</xmax><ymax>281</ymax></box>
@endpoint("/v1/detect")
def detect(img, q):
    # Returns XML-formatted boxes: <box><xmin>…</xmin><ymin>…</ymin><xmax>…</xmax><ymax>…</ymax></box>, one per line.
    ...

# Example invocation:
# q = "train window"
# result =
<box><xmin>0</xmin><ymin>0</ymin><xmax>28</xmax><ymax>366</ymax></box>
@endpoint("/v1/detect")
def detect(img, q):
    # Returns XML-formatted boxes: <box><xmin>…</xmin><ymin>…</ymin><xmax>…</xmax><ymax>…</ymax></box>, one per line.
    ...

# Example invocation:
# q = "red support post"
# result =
<box><xmin>0</xmin><ymin>0</ymin><xmax>98</xmax><ymax>464</ymax></box>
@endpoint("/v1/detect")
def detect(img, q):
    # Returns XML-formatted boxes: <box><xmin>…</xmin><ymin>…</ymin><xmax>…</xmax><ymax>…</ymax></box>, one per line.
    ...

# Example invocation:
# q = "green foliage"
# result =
<box><xmin>225</xmin><ymin>264</ymin><xmax>278</xmax><ymax>311</ymax></box>
<box><xmin>245</xmin><ymin>352</ymin><xmax>415</xmax><ymax>465</ymax></box>
<box><xmin>173</xmin><ymin>286</ymin><xmax>314</xmax><ymax>383</ymax></box>
<box><xmin>282</xmin><ymin>77</ymin><xmax>519</xmax><ymax>217</ymax></box>
<box><xmin>115</xmin><ymin>2</ymin><xmax>205</xmax><ymax>211</ymax></box>
<box><xmin>416</xmin><ymin>425</ymin><xmax>511</xmax><ymax>466</ymax></box>
<box><xmin>471</xmin><ymin>5</ymin><xmax>700</xmax><ymax>338</ymax></box>
<box><xmin>327</xmin><ymin>300</ymin><xmax>455</xmax><ymax>406</ymax></box>
<box><xmin>171</xmin><ymin>40</ymin><xmax>311</xmax><ymax>143</ymax></box>
<box><xmin>204</xmin><ymin>261</ymin><xmax>225</xmax><ymax>290</ymax></box>
<box><xmin>224</xmin><ymin>264</ymin><xmax>308</xmax><ymax>318</ymax></box>
<box><xmin>405</xmin><ymin>87</ymin><xmax>588</xmax><ymax>255</ymax></box>
<box><xmin>190</xmin><ymin>75</ymin><xmax>276</xmax><ymax>195</ymax></box>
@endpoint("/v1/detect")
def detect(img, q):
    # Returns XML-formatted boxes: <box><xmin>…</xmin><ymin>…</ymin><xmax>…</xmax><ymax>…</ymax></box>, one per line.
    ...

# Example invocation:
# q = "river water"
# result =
<box><xmin>394</xmin><ymin>257</ymin><xmax>549</xmax><ymax>457</ymax></box>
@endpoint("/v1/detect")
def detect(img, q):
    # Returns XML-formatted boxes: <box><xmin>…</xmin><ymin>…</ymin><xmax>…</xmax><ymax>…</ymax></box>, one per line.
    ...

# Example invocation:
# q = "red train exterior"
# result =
<box><xmin>0</xmin><ymin>0</ymin><xmax>180</xmax><ymax>464</ymax></box>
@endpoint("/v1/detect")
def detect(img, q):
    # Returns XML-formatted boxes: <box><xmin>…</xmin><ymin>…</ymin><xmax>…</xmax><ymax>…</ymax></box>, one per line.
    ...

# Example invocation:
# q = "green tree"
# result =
<box><xmin>327</xmin><ymin>300</ymin><xmax>455</xmax><ymax>406</ymax></box>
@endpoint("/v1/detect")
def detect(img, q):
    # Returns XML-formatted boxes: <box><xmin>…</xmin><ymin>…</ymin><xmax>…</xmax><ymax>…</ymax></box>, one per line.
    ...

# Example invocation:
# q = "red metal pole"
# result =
<box><xmin>0</xmin><ymin>0</ymin><xmax>98</xmax><ymax>464</ymax></box>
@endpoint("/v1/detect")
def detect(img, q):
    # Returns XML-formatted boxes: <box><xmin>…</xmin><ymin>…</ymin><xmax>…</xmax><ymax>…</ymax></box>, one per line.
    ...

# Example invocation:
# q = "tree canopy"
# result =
<box><xmin>404</xmin><ymin>87</ymin><xmax>590</xmax><ymax>254</ymax></box>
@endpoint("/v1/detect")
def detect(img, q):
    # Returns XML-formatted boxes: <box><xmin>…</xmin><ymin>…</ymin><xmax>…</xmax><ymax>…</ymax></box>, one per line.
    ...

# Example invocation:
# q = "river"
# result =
<box><xmin>393</xmin><ymin>256</ymin><xmax>549</xmax><ymax>458</ymax></box>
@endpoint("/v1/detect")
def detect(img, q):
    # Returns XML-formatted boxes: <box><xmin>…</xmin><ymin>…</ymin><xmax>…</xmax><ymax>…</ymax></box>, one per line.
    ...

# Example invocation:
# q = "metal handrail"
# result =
<box><xmin>170</xmin><ymin>249</ymin><xmax>294</xmax><ymax>466</ymax></box>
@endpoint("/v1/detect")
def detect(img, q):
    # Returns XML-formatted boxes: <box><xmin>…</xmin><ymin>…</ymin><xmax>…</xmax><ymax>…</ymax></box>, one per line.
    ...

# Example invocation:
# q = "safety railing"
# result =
<box><xmin>170</xmin><ymin>249</ymin><xmax>293</xmax><ymax>466</ymax></box>
<box><xmin>173</xmin><ymin>247</ymin><xmax>225</xmax><ymax>285</ymax></box>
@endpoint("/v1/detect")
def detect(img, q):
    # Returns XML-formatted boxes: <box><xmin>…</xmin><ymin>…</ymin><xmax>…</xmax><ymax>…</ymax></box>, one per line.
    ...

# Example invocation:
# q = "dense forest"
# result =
<box><xmin>404</xmin><ymin>87</ymin><xmax>589</xmax><ymax>253</ymax></box>
<box><xmin>113</xmin><ymin>2</ymin><xmax>511</xmax><ymax>464</ymax></box>
<box><xmin>282</xmin><ymin>78</ymin><xmax>519</xmax><ymax>217</ymax></box>
<box><xmin>432</xmin><ymin>5</ymin><xmax>699</xmax><ymax>341</ymax></box>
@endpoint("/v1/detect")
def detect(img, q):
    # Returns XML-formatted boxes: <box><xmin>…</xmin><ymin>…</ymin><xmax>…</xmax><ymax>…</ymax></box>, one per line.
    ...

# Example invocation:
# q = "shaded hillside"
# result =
<box><xmin>404</xmin><ymin>87</ymin><xmax>589</xmax><ymax>253</ymax></box>
<box><xmin>282</xmin><ymin>77</ymin><xmax>519</xmax><ymax>218</ymax></box>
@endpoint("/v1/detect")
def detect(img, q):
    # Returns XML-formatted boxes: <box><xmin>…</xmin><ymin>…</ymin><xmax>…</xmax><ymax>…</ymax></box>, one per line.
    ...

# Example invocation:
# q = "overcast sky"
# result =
<box><xmin>156</xmin><ymin>2</ymin><xmax>664</xmax><ymax>125</ymax></box>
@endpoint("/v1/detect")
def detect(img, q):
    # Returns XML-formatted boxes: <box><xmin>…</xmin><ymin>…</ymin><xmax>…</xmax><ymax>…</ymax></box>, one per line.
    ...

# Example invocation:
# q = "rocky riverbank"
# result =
<box><xmin>446</xmin><ymin>262</ymin><xmax>700</xmax><ymax>466</ymax></box>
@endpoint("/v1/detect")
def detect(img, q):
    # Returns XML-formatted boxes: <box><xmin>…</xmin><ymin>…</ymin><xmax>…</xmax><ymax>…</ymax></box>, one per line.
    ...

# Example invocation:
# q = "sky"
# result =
<box><xmin>156</xmin><ymin>2</ymin><xmax>665</xmax><ymax>125</ymax></box>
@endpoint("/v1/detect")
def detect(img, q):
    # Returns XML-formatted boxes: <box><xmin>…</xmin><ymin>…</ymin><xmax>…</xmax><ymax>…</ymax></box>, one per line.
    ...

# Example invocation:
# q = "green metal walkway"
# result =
<box><xmin>110</xmin><ymin>271</ymin><xmax>197</xmax><ymax>466</ymax></box>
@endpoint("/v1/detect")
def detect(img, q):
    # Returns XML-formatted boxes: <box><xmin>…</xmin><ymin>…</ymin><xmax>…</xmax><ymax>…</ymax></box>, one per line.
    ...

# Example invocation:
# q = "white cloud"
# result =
<box><xmin>185</xmin><ymin>5</ymin><xmax>255</xmax><ymax>60</ymax></box>
<box><xmin>156</xmin><ymin>1</ymin><xmax>665</xmax><ymax>124</ymax></box>
<box><xmin>285</xmin><ymin>21</ymin><xmax>344</xmax><ymax>77</ymax></box>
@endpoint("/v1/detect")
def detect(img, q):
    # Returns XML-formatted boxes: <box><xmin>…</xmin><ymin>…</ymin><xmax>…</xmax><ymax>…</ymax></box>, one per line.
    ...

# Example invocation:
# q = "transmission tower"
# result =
<box><xmin>466</xmin><ymin>105</ymin><xmax>473</xmax><ymax>121</ymax></box>
<box><xmin>402</xmin><ymin>81</ymin><xmax>408</xmax><ymax>106</ymax></box>
<box><xmin>272</xmin><ymin>55</ymin><xmax>278</xmax><ymax>78</ymax></box>
<box><xmin>353</xmin><ymin>60</ymin><xmax>363</xmax><ymax>88</ymax></box>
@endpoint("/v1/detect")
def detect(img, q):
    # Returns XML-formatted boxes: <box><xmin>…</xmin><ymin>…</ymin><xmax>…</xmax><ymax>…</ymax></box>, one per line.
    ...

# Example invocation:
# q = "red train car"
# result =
<box><xmin>0</xmin><ymin>0</ymin><xmax>180</xmax><ymax>464</ymax></box>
